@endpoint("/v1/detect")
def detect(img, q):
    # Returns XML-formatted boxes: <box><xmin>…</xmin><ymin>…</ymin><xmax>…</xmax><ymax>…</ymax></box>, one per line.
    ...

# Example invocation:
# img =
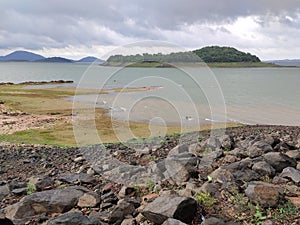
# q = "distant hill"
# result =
<box><xmin>268</xmin><ymin>59</ymin><xmax>300</xmax><ymax>63</ymax></box>
<box><xmin>193</xmin><ymin>46</ymin><xmax>260</xmax><ymax>63</ymax></box>
<box><xmin>0</xmin><ymin>50</ymin><xmax>103</xmax><ymax>63</ymax></box>
<box><xmin>76</xmin><ymin>56</ymin><xmax>103</xmax><ymax>63</ymax></box>
<box><xmin>267</xmin><ymin>59</ymin><xmax>300</xmax><ymax>67</ymax></box>
<box><xmin>36</xmin><ymin>57</ymin><xmax>74</xmax><ymax>63</ymax></box>
<box><xmin>0</xmin><ymin>50</ymin><xmax>45</xmax><ymax>62</ymax></box>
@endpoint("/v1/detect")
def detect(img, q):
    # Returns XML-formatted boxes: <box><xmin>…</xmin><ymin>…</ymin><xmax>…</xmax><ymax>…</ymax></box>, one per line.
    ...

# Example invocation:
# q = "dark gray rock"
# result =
<box><xmin>279</xmin><ymin>167</ymin><xmax>300</xmax><ymax>184</ymax></box>
<box><xmin>285</xmin><ymin>150</ymin><xmax>300</xmax><ymax>160</ymax></box>
<box><xmin>120</xmin><ymin>218</ymin><xmax>136</xmax><ymax>225</ymax></box>
<box><xmin>272</xmin><ymin>176</ymin><xmax>289</xmax><ymax>184</ymax></box>
<box><xmin>11</xmin><ymin>187</ymin><xmax>28</xmax><ymax>195</ymax></box>
<box><xmin>228</xmin><ymin>148</ymin><xmax>248</xmax><ymax>158</ymax></box>
<box><xmin>162</xmin><ymin>218</ymin><xmax>188</xmax><ymax>225</ymax></box>
<box><xmin>247</xmin><ymin>141</ymin><xmax>273</xmax><ymax>158</ymax></box>
<box><xmin>264</xmin><ymin>152</ymin><xmax>297</xmax><ymax>172</ymax></box>
<box><xmin>28</xmin><ymin>176</ymin><xmax>53</xmax><ymax>191</ymax></box>
<box><xmin>219</xmin><ymin>135</ymin><xmax>233</xmax><ymax>150</ymax></box>
<box><xmin>188</xmin><ymin>142</ymin><xmax>202</xmax><ymax>156</ymax></box>
<box><xmin>203</xmin><ymin>149</ymin><xmax>223</xmax><ymax>160</ymax></box>
<box><xmin>58</xmin><ymin>173</ymin><xmax>95</xmax><ymax>184</ymax></box>
<box><xmin>245</xmin><ymin>182</ymin><xmax>282</xmax><ymax>207</ymax></box>
<box><xmin>8</xmin><ymin>181</ymin><xmax>26</xmax><ymax>190</ymax></box>
<box><xmin>225</xmin><ymin>158</ymin><xmax>254</xmax><ymax>171</ymax></box>
<box><xmin>264</xmin><ymin>135</ymin><xmax>275</xmax><ymax>146</ymax></box>
<box><xmin>5</xmin><ymin>187</ymin><xmax>84</xmax><ymax>220</ymax></box>
<box><xmin>103</xmin><ymin>164</ymin><xmax>148</xmax><ymax>184</ymax></box>
<box><xmin>202</xmin><ymin>217</ymin><xmax>226</xmax><ymax>225</ymax></box>
<box><xmin>151</xmin><ymin>160</ymin><xmax>167</xmax><ymax>181</ymax></box>
<box><xmin>206</xmin><ymin>137</ymin><xmax>221</xmax><ymax>149</ymax></box>
<box><xmin>252</xmin><ymin>161</ymin><xmax>276</xmax><ymax>177</ymax></box>
<box><xmin>164</xmin><ymin>153</ymin><xmax>198</xmax><ymax>184</ymax></box>
<box><xmin>47</xmin><ymin>212</ymin><xmax>93</xmax><ymax>225</ymax></box>
<box><xmin>0</xmin><ymin>218</ymin><xmax>14</xmax><ymax>225</ymax></box>
<box><xmin>208</xmin><ymin>168</ymin><xmax>235</xmax><ymax>184</ymax></box>
<box><xmin>89</xmin><ymin>211</ymin><xmax>110</xmax><ymax>223</ymax></box>
<box><xmin>118</xmin><ymin>186</ymin><xmax>135</xmax><ymax>198</ymax></box>
<box><xmin>232</xmin><ymin>169</ymin><xmax>260</xmax><ymax>183</ymax></box>
<box><xmin>0</xmin><ymin>185</ymin><xmax>10</xmax><ymax>201</ymax></box>
<box><xmin>199</xmin><ymin>182</ymin><xmax>218</xmax><ymax>194</ymax></box>
<box><xmin>168</xmin><ymin>144</ymin><xmax>189</xmax><ymax>156</ymax></box>
<box><xmin>142</xmin><ymin>195</ymin><xmax>197</xmax><ymax>224</ymax></box>
<box><xmin>109</xmin><ymin>200</ymin><xmax>135</xmax><ymax>224</ymax></box>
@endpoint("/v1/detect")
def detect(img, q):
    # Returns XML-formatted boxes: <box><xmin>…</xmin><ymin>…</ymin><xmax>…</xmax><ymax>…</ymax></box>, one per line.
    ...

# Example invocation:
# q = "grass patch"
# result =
<box><xmin>26</xmin><ymin>182</ymin><xmax>36</xmax><ymax>195</ymax></box>
<box><xmin>194</xmin><ymin>192</ymin><xmax>218</xmax><ymax>207</ymax></box>
<box><xmin>206</xmin><ymin>62</ymin><xmax>279</xmax><ymax>68</ymax></box>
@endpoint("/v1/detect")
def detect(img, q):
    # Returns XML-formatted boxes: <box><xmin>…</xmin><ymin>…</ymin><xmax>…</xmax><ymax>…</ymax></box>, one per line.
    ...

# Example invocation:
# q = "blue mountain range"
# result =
<box><xmin>0</xmin><ymin>50</ymin><xmax>103</xmax><ymax>63</ymax></box>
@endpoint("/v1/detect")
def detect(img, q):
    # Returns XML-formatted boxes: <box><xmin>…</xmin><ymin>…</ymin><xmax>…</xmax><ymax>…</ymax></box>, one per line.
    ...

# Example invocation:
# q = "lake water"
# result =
<box><xmin>0</xmin><ymin>62</ymin><xmax>300</xmax><ymax>126</ymax></box>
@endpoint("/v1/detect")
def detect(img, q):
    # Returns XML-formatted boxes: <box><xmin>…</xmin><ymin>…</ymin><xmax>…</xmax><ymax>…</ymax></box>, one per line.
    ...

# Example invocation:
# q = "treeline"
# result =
<box><xmin>106</xmin><ymin>46</ymin><xmax>261</xmax><ymax>63</ymax></box>
<box><xmin>107</xmin><ymin>51</ymin><xmax>201</xmax><ymax>63</ymax></box>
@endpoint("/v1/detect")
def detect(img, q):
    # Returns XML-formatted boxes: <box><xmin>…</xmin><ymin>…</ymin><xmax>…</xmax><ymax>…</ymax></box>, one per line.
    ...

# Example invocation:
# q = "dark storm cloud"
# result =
<box><xmin>0</xmin><ymin>0</ymin><xmax>299</xmax><ymax>58</ymax></box>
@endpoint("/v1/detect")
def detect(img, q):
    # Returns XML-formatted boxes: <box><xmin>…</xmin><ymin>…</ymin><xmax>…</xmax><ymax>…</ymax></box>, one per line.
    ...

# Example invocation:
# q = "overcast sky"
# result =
<box><xmin>0</xmin><ymin>0</ymin><xmax>300</xmax><ymax>60</ymax></box>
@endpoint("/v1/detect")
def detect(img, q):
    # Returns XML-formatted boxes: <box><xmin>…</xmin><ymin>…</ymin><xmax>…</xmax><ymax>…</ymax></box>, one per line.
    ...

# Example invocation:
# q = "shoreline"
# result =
<box><xmin>0</xmin><ymin>80</ymin><xmax>74</xmax><ymax>86</ymax></box>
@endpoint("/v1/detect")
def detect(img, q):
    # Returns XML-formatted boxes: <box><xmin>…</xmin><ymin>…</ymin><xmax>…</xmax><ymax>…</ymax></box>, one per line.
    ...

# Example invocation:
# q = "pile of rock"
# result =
<box><xmin>0</xmin><ymin>125</ymin><xmax>300</xmax><ymax>224</ymax></box>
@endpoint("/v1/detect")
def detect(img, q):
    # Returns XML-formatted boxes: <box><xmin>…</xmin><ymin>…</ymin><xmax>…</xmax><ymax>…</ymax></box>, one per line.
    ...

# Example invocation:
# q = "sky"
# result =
<box><xmin>0</xmin><ymin>0</ymin><xmax>300</xmax><ymax>60</ymax></box>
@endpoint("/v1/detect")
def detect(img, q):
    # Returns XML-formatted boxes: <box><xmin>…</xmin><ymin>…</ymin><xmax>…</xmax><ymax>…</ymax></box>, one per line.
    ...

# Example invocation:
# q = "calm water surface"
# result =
<box><xmin>0</xmin><ymin>62</ymin><xmax>299</xmax><ymax>126</ymax></box>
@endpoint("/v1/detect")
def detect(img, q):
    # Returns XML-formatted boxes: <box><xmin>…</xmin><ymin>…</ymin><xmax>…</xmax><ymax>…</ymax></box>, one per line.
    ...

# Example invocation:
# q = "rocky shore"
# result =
<box><xmin>1</xmin><ymin>125</ymin><xmax>300</xmax><ymax>225</ymax></box>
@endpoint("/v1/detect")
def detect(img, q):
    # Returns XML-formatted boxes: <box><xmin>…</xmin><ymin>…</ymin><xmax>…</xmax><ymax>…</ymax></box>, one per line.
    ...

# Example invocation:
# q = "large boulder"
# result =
<box><xmin>232</xmin><ymin>169</ymin><xmax>260</xmax><ymax>183</ymax></box>
<box><xmin>78</xmin><ymin>192</ymin><xmax>100</xmax><ymax>208</ymax></box>
<box><xmin>109</xmin><ymin>200</ymin><xmax>135</xmax><ymax>224</ymax></box>
<box><xmin>219</xmin><ymin>135</ymin><xmax>233</xmax><ymax>150</ymax></box>
<box><xmin>201</xmin><ymin>217</ymin><xmax>226</xmax><ymax>225</ymax></box>
<box><xmin>245</xmin><ymin>182</ymin><xmax>282</xmax><ymax>207</ymax></box>
<box><xmin>0</xmin><ymin>218</ymin><xmax>14</xmax><ymax>225</ymax></box>
<box><xmin>28</xmin><ymin>176</ymin><xmax>53</xmax><ymax>191</ymax></box>
<box><xmin>5</xmin><ymin>187</ymin><xmax>84</xmax><ymax>221</ymax></box>
<box><xmin>0</xmin><ymin>185</ymin><xmax>10</xmax><ymax>201</ymax></box>
<box><xmin>247</xmin><ymin>141</ymin><xmax>273</xmax><ymax>158</ymax></box>
<box><xmin>285</xmin><ymin>150</ymin><xmax>300</xmax><ymax>160</ymax></box>
<box><xmin>47</xmin><ymin>212</ymin><xmax>94</xmax><ymax>225</ymax></box>
<box><xmin>252</xmin><ymin>161</ymin><xmax>276</xmax><ymax>177</ymax></box>
<box><xmin>279</xmin><ymin>167</ymin><xmax>300</xmax><ymax>184</ymax></box>
<box><xmin>58</xmin><ymin>173</ymin><xmax>95</xmax><ymax>184</ymax></box>
<box><xmin>162</xmin><ymin>218</ymin><xmax>188</xmax><ymax>225</ymax></box>
<box><xmin>263</xmin><ymin>152</ymin><xmax>297</xmax><ymax>172</ymax></box>
<box><xmin>164</xmin><ymin>153</ymin><xmax>198</xmax><ymax>184</ymax></box>
<box><xmin>142</xmin><ymin>195</ymin><xmax>197</xmax><ymax>224</ymax></box>
<box><xmin>208</xmin><ymin>168</ymin><xmax>235</xmax><ymax>184</ymax></box>
<box><xmin>168</xmin><ymin>144</ymin><xmax>189</xmax><ymax>156</ymax></box>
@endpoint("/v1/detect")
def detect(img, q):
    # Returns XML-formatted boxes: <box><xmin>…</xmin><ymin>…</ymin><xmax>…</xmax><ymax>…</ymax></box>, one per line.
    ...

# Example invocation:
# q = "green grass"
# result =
<box><xmin>27</xmin><ymin>182</ymin><xmax>36</xmax><ymax>195</ymax></box>
<box><xmin>0</xmin><ymin>128</ymin><xmax>72</xmax><ymax>147</ymax></box>
<box><xmin>194</xmin><ymin>192</ymin><xmax>218</xmax><ymax>207</ymax></box>
<box><xmin>206</xmin><ymin>62</ymin><xmax>279</xmax><ymax>68</ymax></box>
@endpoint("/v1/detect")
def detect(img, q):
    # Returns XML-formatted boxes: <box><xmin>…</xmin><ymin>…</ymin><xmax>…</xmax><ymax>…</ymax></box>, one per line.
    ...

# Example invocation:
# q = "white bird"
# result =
<box><xmin>120</xmin><ymin>107</ymin><xmax>127</xmax><ymax>111</ymax></box>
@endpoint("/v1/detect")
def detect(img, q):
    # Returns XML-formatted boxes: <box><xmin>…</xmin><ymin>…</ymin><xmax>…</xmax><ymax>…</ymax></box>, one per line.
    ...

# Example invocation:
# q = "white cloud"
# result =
<box><xmin>0</xmin><ymin>0</ymin><xmax>300</xmax><ymax>59</ymax></box>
